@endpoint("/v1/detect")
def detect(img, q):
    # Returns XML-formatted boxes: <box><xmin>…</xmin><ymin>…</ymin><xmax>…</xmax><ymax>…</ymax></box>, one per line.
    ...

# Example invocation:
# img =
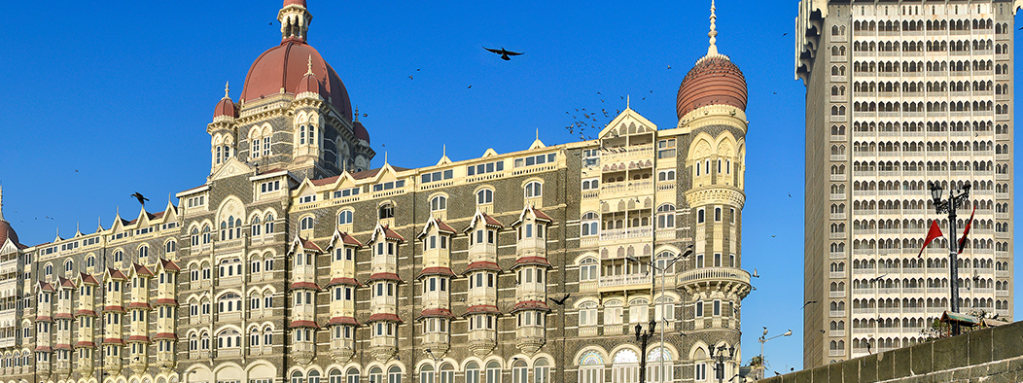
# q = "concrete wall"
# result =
<box><xmin>761</xmin><ymin>320</ymin><xmax>1023</xmax><ymax>383</ymax></box>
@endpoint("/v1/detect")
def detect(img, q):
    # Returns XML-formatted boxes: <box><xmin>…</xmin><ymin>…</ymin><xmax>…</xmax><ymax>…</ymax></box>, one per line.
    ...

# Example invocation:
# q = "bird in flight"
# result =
<box><xmin>468</xmin><ymin>85</ymin><xmax>472</xmax><ymax>89</ymax></box>
<box><xmin>869</xmin><ymin>274</ymin><xmax>888</xmax><ymax>282</ymax></box>
<box><xmin>548</xmin><ymin>294</ymin><xmax>571</xmax><ymax>305</ymax></box>
<box><xmin>751</xmin><ymin>268</ymin><xmax>760</xmax><ymax>278</ymax></box>
<box><xmin>484</xmin><ymin>47</ymin><xmax>523</xmax><ymax>61</ymax></box>
<box><xmin>667</xmin><ymin>65</ymin><xmax>672</xmax><ymax>70</ymax></box>
<box><xmin>801</xmin><ymin>300</ymin><xmax>818</xmax><ymax>309</ymax></box>
<box><xmin>408</xmin><ymin>75</ymin><xmax>413</xmax><ymax>80</ymax></box>
<box><xmin>782</xmin><ymin>33</ymin><xmax>789</xmax><ymax>36</ymax></box>
<box><xmin>771</xmin><ymin>235</ymin><xmax>776</xmax><ymax>238</ymax></box>
<box><xmin>131</xmin><ymin>192</ymin><xmax>149</xmax><ymax>206</ymax></box>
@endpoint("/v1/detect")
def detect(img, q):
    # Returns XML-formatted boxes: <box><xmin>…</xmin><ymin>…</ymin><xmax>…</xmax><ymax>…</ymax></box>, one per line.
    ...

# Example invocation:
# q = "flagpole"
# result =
<box><xmin>928</xmin><ymin>182</ymin><xmax>970</xmax><ymax>336</ymax></box>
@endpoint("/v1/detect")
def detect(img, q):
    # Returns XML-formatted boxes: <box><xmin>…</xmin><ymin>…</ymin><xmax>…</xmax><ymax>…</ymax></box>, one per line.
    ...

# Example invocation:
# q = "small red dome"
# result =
<box><xmin>295</xmin><ymin>71</ymin><xmax>323</xmax><ymax>97</ymax></box>
<box><xmin>241</xmin><ymin>41</ymin><xmax>352</xmax><ymax>120</ymax></box>
<box><xmin>213</xmin><ymin>97</ymin><xmax>237</xmax><ymax>118</ymax></box>
<box><xmin>283</xmin><ymin>0</ymin><xmax>306</xmax><ymax>7</ymax></box>
<box><xmin>676</xmin><ymin>55</ymin><xmax>747</xmax><ymax>119</ymax></box>
<box><xmin>0</xmin><ymin>220</ymin><xmax>20</xmax><ymax>247</ymax></box>
<box><xmin>353</xmin><ymin>120</ymin><xmax>370</xmax><ymax>144</ymax></box>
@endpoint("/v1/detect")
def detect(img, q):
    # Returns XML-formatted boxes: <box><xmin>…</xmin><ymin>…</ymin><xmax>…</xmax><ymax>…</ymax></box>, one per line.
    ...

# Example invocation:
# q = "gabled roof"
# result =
<box><xmin>511</xmin><ymin>300</ymin><xmax>551</xmax><ymax>313</ymax></box>
<box><xmin>511</xmin><ymin>205</ymin><xmax>553</xmax><ymax>227</ymax></box>
<box><xmin>79</xmin><ymin>272</ymin><xmax>100</xmax><ymax>286</ymax></box>
<box><xmin>326</xmin><ymin>230</ymin><xmax>362</xmax><ymax>251</ymax></box>
<box><xmin>417</xmin><ymin>267</ymin><xmax>455</xmax><ymax>279</ymax></box>
<box><xmin>325</xmin><ymin>277</ymin><xmax>361</xmax><ymax>287</ymax></box>
<box><xmin>106</xmin><ymin>267</ymin><xmax>128</xmax><ymax>281</ymax></box>
<box><xmin>37</xmin><ymin>281</ymin><xmax>55</xmax><ymax>293</ymax></box>
<box><xmin>160</xmin><ymin>258</ymin><xmax>181</xmax><ymax>272</ymax></box>
<box><xmin>132</xmin><ymin>263</ymin><xmax>154</xmax><ymax>277</ymax></box>
<box><xmin>289</xmin><ymin>236</ymin><xmax>323</xmax><ymax>254</ymax></box>
<box><xmin>58</xmin><ymin>276</ymin><xmax>76</xmax><ymax>289</ymax></box>
<box><xmin>417</xmin><ymin>216</ymin><xmax>456</xmax><ymax>239</ymax></box>
<box><xmin>370</xmin><ymin>224</ymin><xmax>404</xmax><ymax>243</ymax></box>
<box><xmin>462</xmin><ymin>210</ymin><xmax>504</xmax><ymax>233</ymax></box>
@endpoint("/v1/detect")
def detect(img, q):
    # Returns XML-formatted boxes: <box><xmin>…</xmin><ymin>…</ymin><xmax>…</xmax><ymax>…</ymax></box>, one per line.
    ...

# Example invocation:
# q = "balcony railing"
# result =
<box><xmin>600</xmin><ymin>226</ymin><xmax>653</xmax><ymax>242</ymax></box>
<box><xmin>676</xmin><ymin>267</ymin><xmax>751</xmax><ymax>288</ymax></box>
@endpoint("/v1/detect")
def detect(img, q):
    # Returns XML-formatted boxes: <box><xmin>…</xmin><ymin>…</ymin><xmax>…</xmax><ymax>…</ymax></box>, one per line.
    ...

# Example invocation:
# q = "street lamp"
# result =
<box><xmin>709</xmin><ymin>344</ymin><xmax>736</xmax><ymax>383</ymax></box>
<box><xmin>635</xmin><ymin>320</ymin><xmax>657</xmax><ymax>383</ymax></box>
<box><xmin>928</xmin><ymin>181</ymin><xmax>970</xmax><ymax>336</ymax></box>
<box><xmin>423</xmin><ymin>348</ymin><xmax>441</xmax><ymax>383</ymax></box>
<box><xmin>757</xmin><ymin>328</ymin><xmax>792</xmax><ymax>379</ymax></box>
<box><xmin>625</xmin><ymin>244</ymin><xmax>693</xmax><ymax>383</ymax></box>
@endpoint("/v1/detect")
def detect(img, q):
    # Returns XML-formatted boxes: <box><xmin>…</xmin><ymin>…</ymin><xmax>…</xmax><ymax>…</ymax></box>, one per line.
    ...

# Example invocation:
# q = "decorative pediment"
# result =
<box><xmin>211</xmin><ymin>157</ymin><xmax>254</xmax><ymax>181</ymax></box>
<box><xmin>597</xmin><ymin>109</ymin><xmax>657</xmax><ymax>139</ymax></box>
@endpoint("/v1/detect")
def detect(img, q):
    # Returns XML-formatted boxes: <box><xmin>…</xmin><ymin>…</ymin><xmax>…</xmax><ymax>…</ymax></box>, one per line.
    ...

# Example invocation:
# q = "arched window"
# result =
<box><xmin>300</xmin><ymin>216</ymin><xmax>314</xmax><ymax>231</ymax></box>
<box><xmin>64</xmin><ymin>260</ymin><xmax>74</xmax><ymax>273</ymax></box>
<box><xmin>647</xmin><ymin>348</ymin><xmax>673</xmax><ymax>383</ymax></box>
<box><xmin>431</xmin><ymin>196</ymin><xmax>447</xmax><ymax>212</ymax></box>
<box><xmin>338</xmin><ymin>210</ymin><xmax>353</xmax><ymax>225</ymax></box>
<box><xmin>485</xmin><ymin>362</ymin><xmax>501</xmax><ymax>383</ymax></box>
<box><xmin>579</xmin><ymin>258</ymin><xmax>598</xmax><ymax>281</ymax></box>
<box><xmin>657</xmin><ymin>204</ymin><xmax>676</xmax><ymax>229</ymax></box>
<box><xmin>86</xmin><ymin>256</ymin><xmax>96</xmax><ymax>269</ymax></box>
<box><xmin>581</xmin><ymin>212</ymin><xmax>599</xmax><ymax>236</ymax></box>
<box><xmin>477</xmin><ymin>189</ymin><xmax>494</xmax><ymax>205</ymax></box>
<box><xmin>265</xmin><ymin>213</ymin><xmax>275</xmax><ymax>234</ymax></box>
<box><xmin>379</xmin><ymin>203</ymin><xmax>395</xmax><ymax>219</ymax></box>
<box><xmin>308</xmin><ymin>370</ymin><xmax>321</xmax><ymax>383</ymax></box>
<box><xmin>579</xmin><ymin>351</ymin><xmax>604</xmax><ymax>383</ymax></box>
<box><xmin>387</xmin><ymin>366</ymin><xmax>402</xmax><ymax>383</ymax></box>
<box><xmin>465</xmin><ymin>362</ymin><xmax>481</xmax><ymax>383</ymax></box>
<box><xmin>612</xmin><ymin>349</ymin><xmax>640</xmax><ymax>383</ymax></box>
<box><xmin>138</xmin><ymin>245</ymin><xmax>149</xmax><ymax>263</ymax></box>
<box><xmin>165</xmin><ymin>240</ymin><xmax>177</xmax><ymax>253</ymax></box>
<box><xmin>439</xmin><ymin>363</ymin><xmax>455</xmax><ymax>383</ymax></box>
<box><xmin>512</xmin><ymin>360</ymin><xmax>528</xmax><ymax>383</ymax></box>
<box><xmin>346</xmin><ymin>368</ymin><xmax>361</xmax><ymax>383</ymax></box>
<box><xmin>525</xmin><ymin>182</ymin><xmax>543</xmax><ymax>198</ymax></box>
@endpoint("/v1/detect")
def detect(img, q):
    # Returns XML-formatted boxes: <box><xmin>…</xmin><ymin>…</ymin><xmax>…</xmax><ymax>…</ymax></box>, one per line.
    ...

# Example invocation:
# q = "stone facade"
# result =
<box><xmin>0</xmin><ymin>2</ymin><xmax>753</xmax><ymax>383</ymax></box>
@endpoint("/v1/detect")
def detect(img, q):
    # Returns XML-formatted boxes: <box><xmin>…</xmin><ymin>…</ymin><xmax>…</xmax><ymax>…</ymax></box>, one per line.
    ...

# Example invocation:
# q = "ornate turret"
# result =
<box><xmin>676</xmin><ymin>0</ymin><xmax>748</xmax><ymax>121</ymax></box>
<box><xmin>279</xmin><ymin>0</ymin><xmax>313</xmax><ymax>42</ymax></box>
<box><xmin>0</xmin><ymin>186</ymin><xmax>22</xmax><ymax>248</ymax></box>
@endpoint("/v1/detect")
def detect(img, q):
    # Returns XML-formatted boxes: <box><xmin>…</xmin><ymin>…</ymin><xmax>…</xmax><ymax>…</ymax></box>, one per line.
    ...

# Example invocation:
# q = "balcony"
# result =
<box><xmin>599</xmin><ymin>274</ymin><xmax>651</xmax><ymax>289</ymax></box>
<box><xmin>601</xmin><ymin>180</ymin><xmax>654</xmax><ymax>197</ymax></box>
<box><xmin>601</xmin><ymin>144</ymin><xmax>654</xmax><ymax>163</ymax></box>
<box><xmin>676</xmin><ymin>267</ymin><xmax>751</xmax><ymax>291</ymax></box>
<box><xmin>599</xmin><ymin>226</ymin><xmax>653</xmax><ymax>242</ymax></box>
<box><xmin>579</xmin><ymin>326</ymin><xmax>599</xmax><ymax>337</ymax></box>
<box><xmin>830</xmin><ymin>310</ymin><xmax>846</xmax><ymax>317</ymax></box>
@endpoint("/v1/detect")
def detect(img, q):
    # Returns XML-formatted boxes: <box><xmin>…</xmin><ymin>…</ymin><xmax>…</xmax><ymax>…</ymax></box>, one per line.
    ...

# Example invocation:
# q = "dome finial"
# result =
<box><xmin>707</xmin><ymin>0</ymin><xmax>719</xmax><ymax>56</ymax></box>
<box><xmin>224</xmin><ymin>81</ymin><xmax>230</xmax><ymax>99</ymax></box>
<box><xmin>354</xmin><ymin>106</ymin><xmax>360</xmax><ymax>122</ymax></box>
<box><xmin>306</xmin><ymin>55</ymin><xmax>314</xmax><ymax>76</ymax></box>
<box><xmin>0</xmin><ymin>185</ymin><xmax>5</xmax><ymax>222</ymax></box>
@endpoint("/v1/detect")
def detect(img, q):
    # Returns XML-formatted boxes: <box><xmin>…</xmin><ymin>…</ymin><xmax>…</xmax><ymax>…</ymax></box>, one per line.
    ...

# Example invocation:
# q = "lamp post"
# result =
<box><xmin>757</xmin><ymin>328</ymin><xmax>791</xmax><ymax>379</ymax></box>
<box><xmin>424</xmin><ymin>348</ymin><xmax>441</xmax><ymax>383</ymax></box>
<box><xmin>635</xmin><ymin>320</ymin><xmax>656</xmax><ymax>383</ymax></box>
<box><xmin>709</xmin><ymin>344</ymin><xmax>736</xmax><ymax>383</ymax></box>
<box><xmin>928</xmin><ymin>181</ymin><xmax>970</xmax><ymax>336</ymax></box>
<box><xmin>647</xmin><ymin>244</ymin><xmax>693</xmax><ymax>383</ymax></box>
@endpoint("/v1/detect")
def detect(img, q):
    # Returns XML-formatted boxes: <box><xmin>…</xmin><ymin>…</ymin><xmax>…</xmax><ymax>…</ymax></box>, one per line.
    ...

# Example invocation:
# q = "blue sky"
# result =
<box><xmin>0</xmin><ymin>0</ymin><xmax>1018</xmax><ymax>372</ymax></box>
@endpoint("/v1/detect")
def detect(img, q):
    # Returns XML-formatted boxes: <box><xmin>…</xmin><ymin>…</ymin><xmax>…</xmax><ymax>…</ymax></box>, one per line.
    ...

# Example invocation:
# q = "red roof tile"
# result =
<box><xmin>54</xmin><ymin>313</ymin><xmax>73</xmax><ymax>320</ymax></box>
<box><xmin>160</xmin><ymin>258</ymin><xmax>181</xmax><ymax>272</ymax></box>
<box><xmin>311</xmin><ymin>175</ymin><xmax>340</xmax><ymax>186</ymax></box>
<box><xmin>58</xmin><ymin>276</ymin><xmax>76</xmax><ymax>288</ymax></box>
<box><xmin>418</xmin><ymin>308</ymin><xmax>454</xmax><ymax>320</ymax></box>
<box><xmin>35</xmin><ymin>316</ymin><xmax>53</xmax><ymax>323</ymax></box>
<box><xmin>367</xmin><ymin>272</ymin><xmax>402</xmax><ymax>283</ymax></box>
<box><xmin>107</xmin><ymin>268</ymin><xmax>128</xmax><ymax>280</ymax></box>
<box><xmin>377</xmin><ymin>225</ymin><xmax>405</xmax><ymax>242</ymax></box>
<box><xmin>289</xmin><ymin>320</ymin><xmax>321</xmax><ymax>329</ymax></box>
<box><xmin>417</xmin><ymin>267</ymin><xmax>455</xmax><ymax>279</ymax></box>
<box><xmin>34</xmin><ymin>346</ymin><xmax>52</xmax><ymax>352</ymax></box>
<box><xmin>463</xmin><ymin>261</ymin><xmax>502</xmax><ymax>274</ymax></box>
<box><xmin>328</xmin><ymin>316</ymin><xmax>360</xmax><ymax>326</ymax></box>
<box><xmin>513</xmin><ymin>256</ymin><xmax>552</xmax><ymax>268</ymax></box>
<box><xmin>153</xmin><ymin>333</ymin><xmax>178</xmax><ymax>340</ymax></box>
<box><xmin>127</xmin><ymin>335</ymin><xmax>150</xmax><ymax>343</ymax></box>
<box><xmin>366</xmin><ymin>313</ymin><xmax>403</xmax><ymax>323</ymax></box>
<box><xmin>102</xmin><ymin>338</ymin><xmax>125</xmax><ymax>345</ymax></box>
<box><xmin>79</xmin><ymin>272</ymin><xmax>100</xmax><ymax>285</ymax></box>
<box><xmin>301</xmin><ymin>237</ymin><xmax>323</xmax><ymax>252</ymax></box>
<box><xmin>464</xmin><ymin>212</ymin><xmax>504</xmax><ymax>233</ymax></box>
<box><xmin>133</xmin><ymin>263</ymin><xmax>154</xmax><ymax>276</ymax></box>
<box><xmin>289</xmin><ymin>281</ymin><xmax>321</xmax><ymax>291</ymax></box>
<box><xmin>325</xmin><ymin>277</ymin><xmax>361</xmax><ymax>287</ymax></box>
<box><xmin>336</xmin><ymin>231</ymin><xmax>363</xmax><ymax>247</ymax></box>
<box><xmin>38</xmin><ymin>281</ymin><xmax>55</xmax><ymax>292</ymax></box>
<box><xmin>463</xmin><ymin>305</ymin><xmax>501</xmax><ymax>316</ymax></box>
<box><xmin>74</xmin><ymin>310</ymin><xmax>98</xmax><ymax>317</ymax></box>
<box><xmin>128</xmin><ymin>302</ymin><xmax>152</xmax><ymax>310</ymax></box>
<box><xmin>103</xmin><ymin>306</ymin><xmax>125</xmax><ymax>313</ymax></box>
<box><xmin>54</xmin><ymin>343</ymin><xmax>73</xmax><ymax>350</ymax></box>
<box><xmin>511</xmin><ymin>300</ymin><xmax>551</xmax><ymax>313</ymax></box>
<box><xmin>154</xmin><ymin>298</ymin><xmax>179</xmax><ymax>306</ymax></box>
<box><xmin>74</xmin><ymin>341</ymin><xmax>97</xmax><ymax>348</ymax></box>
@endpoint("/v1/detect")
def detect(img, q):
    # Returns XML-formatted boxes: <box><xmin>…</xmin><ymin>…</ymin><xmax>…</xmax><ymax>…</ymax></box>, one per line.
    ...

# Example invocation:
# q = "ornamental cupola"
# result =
<box><xmin>279</xmin><ymin>0</ymin><xmax>313</xmax><ymax>42</ymax></box>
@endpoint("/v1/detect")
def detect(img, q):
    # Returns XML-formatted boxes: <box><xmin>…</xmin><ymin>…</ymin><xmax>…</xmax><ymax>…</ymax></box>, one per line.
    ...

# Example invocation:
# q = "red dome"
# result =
<box><xmin>283</xmin><ymin>0</ymin><xmax>306</xmax><ymax>6</ymax></box>
<box><xmin>241</xmin><ymin>40</ymin><xmax>352</xmax><ymax>120</ymax></box>
<box><xmin>353</xmin><ymin>120</ymin><xmax>370</xmax><ymax>143</ymax></box>
<box><xmin>295</xmin><ymin>71</ymin><xmax>323</xmax><ymax>97</ymax></box>
<box><xmin>213</xmin><ymin>97</ymin><xmax>237</xmax><ymax>118</ymax></box>
<box><xmin>0</xmin><ymin>220</ymin><xmax>19</xmax><ymax>247</ymax></box>
<box><xmin>676</xmin><ymin>55</ymin><xmax>747</xmax><ymax>119</ymax></box>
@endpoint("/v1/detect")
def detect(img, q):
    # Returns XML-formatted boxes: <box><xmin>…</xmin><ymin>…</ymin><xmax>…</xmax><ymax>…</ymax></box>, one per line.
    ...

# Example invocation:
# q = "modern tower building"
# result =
<box><xmin>796</xmin><ymin>0</ymin><xmax>1014</xmax><ymax>368</ymax></box>
<box><xmin>0</xmin><ymin>1</ymin><xmax>756</xmax><ymax>383</ymax></box>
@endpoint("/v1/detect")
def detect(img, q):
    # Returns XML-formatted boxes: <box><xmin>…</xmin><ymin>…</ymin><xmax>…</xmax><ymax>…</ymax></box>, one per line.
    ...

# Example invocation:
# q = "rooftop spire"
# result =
<box><xmin>306</xmin><ymin>55</ymin><xmax>314</xmax><ymax>75</ymax></box>
<box><xmin>223</xmin><ymin>81</ymin><xmax>230</xmax><ymax>99</ymax></box>
<box><xmin>0</xmin><ymin>185</ymin><xmax>5</xmax><ymax>222</ymax></box>
<box><xmin>707</xmin><ymin>0</ymin><xmax>719</xmax><ymax>56</ymax></box>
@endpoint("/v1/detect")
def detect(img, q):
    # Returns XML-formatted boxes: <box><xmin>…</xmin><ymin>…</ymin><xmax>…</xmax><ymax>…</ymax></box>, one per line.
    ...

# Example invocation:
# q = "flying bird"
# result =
<box><xmin>131</xmin><ymin>192</ymin><xmax>149</xmax><ymax>206</ymax></box>
<box><xmin>801</xmin><ymin>300</ymin><xmax>818</xmax><ymax>309</ymax></box>
<box><xmin>869</xmin><ymin>274</ymin><xmax>888</xmax><ymax>282</ymax></box>
<box><xmin>667</xmin><ymin>65</ymin><xmax>672</xmax><ymax>70</ymax></box>
<box><xmin>409</xmin><ymin>75</ymin><xmax>413</xmax><ymax>80</ymax></box>
<box><xmin>771</xmin><ymin>235</ymin><xmax>776</xmax><ymax>238</ymax></box>
<box><xmin>548</xmin><ymin>294</ymin><xmax>571</xmax><ymax>305</ymax></box>
<box><xmin>468</xmin><ymin>85</ymin><xmax>472</xmax><ymax>89</ymax></box>
<box><xmin>75</xmin><ymin>169</ymin><xmax>79</xmax><ymax>172</ymax></box>
<box><xmin>751</xmin><ymin>268</ymin><xmax>760</xmax><ymax>278</ymax></box>
<box><xmin>484</xmin><ymin>47</ymin><xmax>523</xmax><ymax>61</ymax></box>
<box><xmin>782</xmin><ymin>33</ymin><xmax>789</xmax><ymax>36</ymax></box>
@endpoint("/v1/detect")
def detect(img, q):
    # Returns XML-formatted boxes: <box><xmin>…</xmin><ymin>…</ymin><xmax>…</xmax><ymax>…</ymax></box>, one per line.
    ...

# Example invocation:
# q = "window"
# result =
<box><xmin>695</xmin><ymin>363</ymin><xmax>707</xmax><ymax>381</ymax></box>
<box><xmin>578</xmin><ymin>301</ymin><xmax>598</xmax><ymax>326</ymax></box>
<box><xmin>387</xmin><ymin>367</ymin><xmax>402</xmax><ymax>383</ymax></box>
<box><xmin>696</xmin><ymin>301</ymin><xmax>704</xmax><ymax>317</ymax></box>
<box><xmin>657</xmin><ymin>139</ymin><xmax>676</xmax><ymax>159</ymax></box>
<box><xmin>165</xmin><ymin>240</ymin><xmax>177</xmax><ymax>253</ymax></box>
<box><xmin>299</xmin><ymin>195</ymin><xmax>316</xmax><ymax>204</ymax></box>
<box><xmin>715</xmin><ymin>207</ymin><xmax>722</xmax><ymax>221</ymax></box>
<box><xmin>477</xmin><ymin>189</ymin><xmax>494</xmax><ymax>205</ymax></box>
<box><xmin>300</xmin><ymin>216</ymin><xmax>314</xmax><ymax>230</ymax></box>
<box><xmin>251</xmin><ymin>216</ymin><xmax>262</xmax><ymax>236</ymax></box>
<box><xmin>421</xmin><ymin>169</ymin><xmax>454</xmax><ymax>183</ymax></box>
<box><xmin>265</xmin><ymin>214</ymin><xmax>275</xmax><ymax>233</ymax></box>
<box><xmin>713</xmin><ymin>300</ymin><xmax>721</xmax><ymax>316</ymax></box>
<box><xmin>372</xmin><ymin>180</ymin><xmax>405</xmax><ymax>192</ymax></box>
<box><xmin>656</xmin><ymin>204</ymin><xmax>675</xmax><ymax>229</ymax></box>
<box><xmin>579</xmin><ymin>258</ymin><xmax>598</xmax><ymax>281</ymax></box>
<box><xmin>466</xmin><ymin>363</ymin><xmax>481</xmax><ymax>383</ymax></box>
<box><xmin>581</xmin><ymin>149</ymin><xmax>600</xmax><ymax>167</ymax></box>
<box><xmin>697</xmin><ymin>209</ymin><xmax>705</xmax><ymax>223</ymax></box>
<box><xmin>514</xmin><ymin>153</ymin><xmax>556</xmax><ymax>168</ymax></box>
<box><xmin>332</xmin><ymin>187</ymin><xmax>360</xmax><ymax>199</ymax></box>
<box><xmin>581</xmin><ymin>212</ymin><xmax>599</xmax><ymax>236</ymax></box>
<box><xmin>378</xmin><ymin>204</ymin><xmax>394</xmax><ymax>219</ymax></box>
<box><xmin>338</xmin><ymin>210</ymin><xmax>353</xmax><ymax>225</ymax></box>
<box><xmin>64</xmin><ymin>260</ymin><xmax>74</xmax><ymax>273</ymax></box>
<box><xmin>525</xmin><ymin>182</ymin><xmax>542</xmax><ymax>198</ymax></box>
<box><xmin>260</xmin><ymin>180</ymin><xmax>281</xmax><ymax>193</ymax></box>
<box><xmin>581</xmin><ymin>179</ymin><xmax>600</xmax><ymax>190</ymax></box>
<box><xmin>138</xmin><ymin>245</ymin><xmax>149</xmax><ymax>262</ymax></box>
<box><xmin>657</xmin><ymin>170</ymin><xmax>675</xmax><ymax>182</ymax></box>
<box><xmin>485</xmin><ymin>362</ymin><xmax>501</xmax><ymax>383</ymax></box>
<box><xmin>430</xmin><ymin>196</ymin><xmax>447</xmax><ymax>211</ymax></box>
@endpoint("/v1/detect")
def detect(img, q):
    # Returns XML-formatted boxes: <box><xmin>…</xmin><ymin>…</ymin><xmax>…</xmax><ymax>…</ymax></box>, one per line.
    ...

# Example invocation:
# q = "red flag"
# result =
<box><xmin>918</xmin><ymin>220</ymin><xmax>944</xmax><ymax>258</ymax></box>
<box><xmin>957</xmin><ymin>206</ymin><xmax>977</xmax><ymax>255</ymax></box>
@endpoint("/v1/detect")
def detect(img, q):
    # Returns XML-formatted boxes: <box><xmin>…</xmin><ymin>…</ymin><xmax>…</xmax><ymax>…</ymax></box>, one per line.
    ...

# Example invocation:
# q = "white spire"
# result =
<box><xmin>223</xmin><ymin>81</ymin><xmax>230</xmax><ymax>99</ymax></box>
<box><xmin>707</xmin><ymin>0</ymin><xmax>719</xmax><ymax>56</ymax></box>
<box><xmin>0</xmin><ymin>185</ymin><xmax>5</xmax><ymax>222</ymax></box>
<box><xmin>306</xmin><ymin>55</ymin><xmax>314</xmax><ymax>75</ymax></box>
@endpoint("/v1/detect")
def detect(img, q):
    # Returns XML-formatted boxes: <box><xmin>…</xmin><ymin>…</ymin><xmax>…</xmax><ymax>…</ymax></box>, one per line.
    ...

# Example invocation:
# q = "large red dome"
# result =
<box><xmin>241</xmin><ymin>40</ymin><xmax>353</xmax><ymax>121</ymax></box>
<box><xmin>676</xmin><ymin>55</ymin><xmax>747</xmax><ymax>119</ymax></box>
<box><xmin>0</xmin><ymin>220</ymin><xmax>19</xmax><ymax>247</ymax></box>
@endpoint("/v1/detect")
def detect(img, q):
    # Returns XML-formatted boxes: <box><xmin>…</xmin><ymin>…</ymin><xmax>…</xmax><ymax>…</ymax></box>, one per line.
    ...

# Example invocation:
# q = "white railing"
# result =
<box><xmin>600</xmin><ymin>227</ymin><xmax>653</xmax><ymax>241</ymax></box>
<box><xmin>599</xmin><ymin>274</ymin><xmax>652</xmax><ymax>288</ymax></box>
